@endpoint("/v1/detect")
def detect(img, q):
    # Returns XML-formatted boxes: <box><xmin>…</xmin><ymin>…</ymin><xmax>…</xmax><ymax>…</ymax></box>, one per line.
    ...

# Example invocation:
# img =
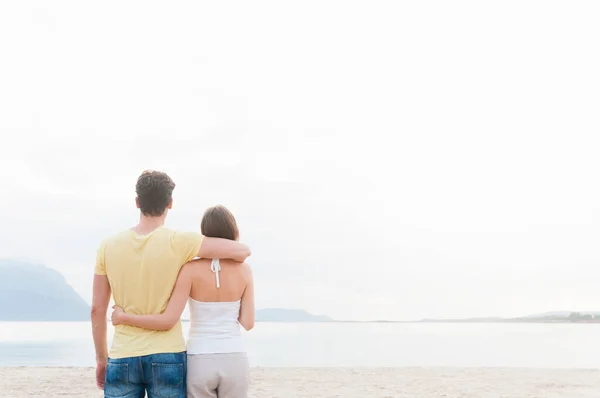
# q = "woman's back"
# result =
<box><xmin>188</xmin><ymin>258</ymin><xmax>249</xmax><ymax>302</ymax></box>
<box><xmin>186</xmin><ymin>258</ymin><xmax>252</xmax><ymax>355</ymax></box>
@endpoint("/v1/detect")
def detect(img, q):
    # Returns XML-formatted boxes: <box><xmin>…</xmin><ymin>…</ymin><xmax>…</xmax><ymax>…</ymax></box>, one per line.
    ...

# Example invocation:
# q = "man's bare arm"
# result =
<box><xmin>197</xmin><ymin>237</ymin><xmax>251</xmax><ymax>262</ymax></box>
<box><xmin>91</xmin><ymin>274</ymin><xmax>111</xmax><ymax>365</ymax></box>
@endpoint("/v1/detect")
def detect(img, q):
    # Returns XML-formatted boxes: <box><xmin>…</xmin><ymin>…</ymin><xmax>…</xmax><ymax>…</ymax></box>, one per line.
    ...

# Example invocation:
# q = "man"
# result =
<box><xmin>91</xmin><ymin>170</ymin><xmax>251</xmax><ymax>398</ymax></box>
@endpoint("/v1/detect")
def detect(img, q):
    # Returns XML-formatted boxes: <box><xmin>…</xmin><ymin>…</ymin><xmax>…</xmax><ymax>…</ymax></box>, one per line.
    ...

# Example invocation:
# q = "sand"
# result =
<box><xmin>1</xmin><ymin>367</ymin><xmax>600</xmax><ymax>397</ymax></box>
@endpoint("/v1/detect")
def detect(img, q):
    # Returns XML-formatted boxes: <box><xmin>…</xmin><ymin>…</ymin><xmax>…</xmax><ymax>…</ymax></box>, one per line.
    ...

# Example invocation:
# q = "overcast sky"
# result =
<box><xmin>0</xmin><ymin>1</ymin><xmax>599</xmax><ymax>321</ymax></box>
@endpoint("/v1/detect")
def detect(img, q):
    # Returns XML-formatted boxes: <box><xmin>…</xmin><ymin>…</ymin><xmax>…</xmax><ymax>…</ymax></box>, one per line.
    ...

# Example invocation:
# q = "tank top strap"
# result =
<box><xmin>210</xmin><ymin>258</ymin><xmax>221</xmax><ymax>288</ymax></box>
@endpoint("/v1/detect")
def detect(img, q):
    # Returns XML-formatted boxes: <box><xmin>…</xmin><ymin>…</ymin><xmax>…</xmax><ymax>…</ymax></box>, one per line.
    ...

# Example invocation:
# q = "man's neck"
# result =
<box><xmin>133</xmin><ymin>214</ymin><xmax>167</xmax><ymax>235</ymax></box>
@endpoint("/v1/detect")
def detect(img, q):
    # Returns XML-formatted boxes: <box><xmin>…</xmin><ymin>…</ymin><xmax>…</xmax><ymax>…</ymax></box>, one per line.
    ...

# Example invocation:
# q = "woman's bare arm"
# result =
<box><xmin>111</xmin><ymin>264</ymin><xmax>193</xmax><ymax>331</ymax></box>
<box><xmin>238</xmin><ymin>264</ymin><xmax>255</xmax><ymax>331</ymax></box>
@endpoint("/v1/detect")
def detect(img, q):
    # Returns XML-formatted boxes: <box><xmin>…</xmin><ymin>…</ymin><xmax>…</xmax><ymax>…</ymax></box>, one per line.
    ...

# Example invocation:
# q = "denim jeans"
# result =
<box><xmin>104</xmin><ymin>352</ymin><xmax>186</xmax><ymax>398</ymax></box>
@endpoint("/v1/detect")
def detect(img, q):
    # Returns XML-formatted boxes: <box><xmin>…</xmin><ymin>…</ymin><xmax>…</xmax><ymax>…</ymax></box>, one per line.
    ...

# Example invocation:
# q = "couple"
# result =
<box><xmin>91</xmin><ymin>170</ymin><xmax>254</xmax><ymax>398</ymax></box>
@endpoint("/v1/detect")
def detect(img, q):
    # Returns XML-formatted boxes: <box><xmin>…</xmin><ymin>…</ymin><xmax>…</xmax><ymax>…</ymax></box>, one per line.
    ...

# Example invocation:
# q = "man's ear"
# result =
<box><xmin>135</xmin><ymin>197</ymin><xmax>140</xmax><ymax>209</ymax></box>
<box><xmin>168</xmin><ymin>198</ymin><xmax>173</xmax><ymax>210</ymax></box>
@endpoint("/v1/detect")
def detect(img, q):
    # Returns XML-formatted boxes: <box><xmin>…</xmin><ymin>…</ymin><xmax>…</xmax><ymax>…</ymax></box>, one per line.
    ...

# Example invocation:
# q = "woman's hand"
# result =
<box><xmin>111</xmin><ymin>305</ymin><xmax>126</xmax><ymax>326</ymax></box>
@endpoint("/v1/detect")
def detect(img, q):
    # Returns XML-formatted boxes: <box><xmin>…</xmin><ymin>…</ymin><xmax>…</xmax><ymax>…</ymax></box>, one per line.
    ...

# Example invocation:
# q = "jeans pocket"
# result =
<box><xmin>105</xmin><ymin>362</ymin><xmax>131</xmax><ymax>398</ymax></box>
<box><xmin>152</xmin><ymin>363</ymin><xmax>184</xmax><ymax>398</ymax></box>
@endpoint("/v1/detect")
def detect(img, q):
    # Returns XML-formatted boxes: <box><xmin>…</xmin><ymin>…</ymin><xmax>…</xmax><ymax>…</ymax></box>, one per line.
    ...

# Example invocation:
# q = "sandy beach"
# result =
<box><xmin>1</xmin><ymin>367</ymin><xmax>600</xmax><ymax>397</ymax></box>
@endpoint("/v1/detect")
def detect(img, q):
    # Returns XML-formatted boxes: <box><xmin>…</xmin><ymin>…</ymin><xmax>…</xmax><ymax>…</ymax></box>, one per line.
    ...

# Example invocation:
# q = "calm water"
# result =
<box><xmin>0</xmin><ymin>322</ymin><xmax>598</xmax><ymax>368</ymax></box>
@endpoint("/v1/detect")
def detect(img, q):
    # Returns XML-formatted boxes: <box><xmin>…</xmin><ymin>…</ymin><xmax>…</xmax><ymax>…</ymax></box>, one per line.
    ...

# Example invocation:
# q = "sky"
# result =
<box><xmin>0</xmin><ymin>1</ymin><xmax>599</xmax><ymax>321</ymax></box>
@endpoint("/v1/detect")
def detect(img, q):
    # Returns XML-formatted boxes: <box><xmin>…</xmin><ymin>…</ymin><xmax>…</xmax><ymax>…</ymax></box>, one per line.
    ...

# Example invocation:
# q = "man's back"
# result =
<box><xmin>96</xmin><ymin>226</ymin><xmax>203</xmax><ymax>358</ymax></box>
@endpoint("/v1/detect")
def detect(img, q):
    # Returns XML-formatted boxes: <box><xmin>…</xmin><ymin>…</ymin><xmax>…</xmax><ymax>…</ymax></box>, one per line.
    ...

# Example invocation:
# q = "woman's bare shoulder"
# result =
<box><xmin>239</xmin><ymin>262</ymin><xmax>253</xmax><ymax>278</ymax></box>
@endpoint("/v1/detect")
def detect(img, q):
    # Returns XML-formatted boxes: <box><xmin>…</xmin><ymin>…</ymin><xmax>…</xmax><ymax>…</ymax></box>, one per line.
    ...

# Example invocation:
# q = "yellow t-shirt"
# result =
<box><xmin>95</xmin><ymin>227</ymin><xmax>204</xmax><ymax>359</ymax></box>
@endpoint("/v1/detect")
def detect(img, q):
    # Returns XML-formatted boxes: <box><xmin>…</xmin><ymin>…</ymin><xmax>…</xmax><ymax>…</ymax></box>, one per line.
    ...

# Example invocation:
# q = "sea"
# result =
<box><xmin>0</xmin><ymin>322</ymin><xmax>599</xmax><ymax>368</ymax></box>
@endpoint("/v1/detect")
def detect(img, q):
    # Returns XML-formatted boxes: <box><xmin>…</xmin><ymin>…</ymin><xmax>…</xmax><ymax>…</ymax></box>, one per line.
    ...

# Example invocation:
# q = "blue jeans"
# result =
<box><xmin>104</xmin><ymin>352</ymin><xmax>186</xmax><ymax>398</ymax></box>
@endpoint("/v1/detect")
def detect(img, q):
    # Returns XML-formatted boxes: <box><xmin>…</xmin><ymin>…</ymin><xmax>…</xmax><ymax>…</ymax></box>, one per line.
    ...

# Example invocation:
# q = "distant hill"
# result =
<box><xmin>256</xmin><ymin>308</ymin><xmax>333</xmax><ymax>322</ymax></box>
<box><xmin>517</xmin><ymin>311</ymin><xmax>600</xmax><ymax>319</ymax></box>
<box><xmin>419</xmin><ymin>311</ymin><xmax>600</xmax><ymax>323</ymax></box>
<box><xmin>0</xmin><ymin>259</ymin><xmax>90</xmax><ymax>321</ymax></box>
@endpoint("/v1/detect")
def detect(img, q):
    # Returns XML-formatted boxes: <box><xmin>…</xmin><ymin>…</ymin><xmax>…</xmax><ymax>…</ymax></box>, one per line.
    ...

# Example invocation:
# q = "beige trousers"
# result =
<box><xmin>187</xmin><ymin>353</ymin><xmax>250</xmax><ymax>398</ymax></box>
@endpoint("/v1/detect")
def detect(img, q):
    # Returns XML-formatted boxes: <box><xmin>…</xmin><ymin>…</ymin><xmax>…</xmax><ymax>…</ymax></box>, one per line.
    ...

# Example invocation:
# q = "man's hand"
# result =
<box><xmin>96</xmin><ymin>360</ymin><xmax>107</xmax><ymax>389</ymax></box>
<box><xmin>111</xmin><ymin>305</ymin><xmax>126</xmax><ymax>326</ymax></box>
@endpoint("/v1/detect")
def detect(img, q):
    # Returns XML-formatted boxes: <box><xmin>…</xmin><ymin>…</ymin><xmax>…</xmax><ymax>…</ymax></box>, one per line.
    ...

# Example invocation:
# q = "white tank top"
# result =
<box><xmin>186</xmin><ymin>259</ymin><xmax>245</xmax><ymax>355</ymax></box>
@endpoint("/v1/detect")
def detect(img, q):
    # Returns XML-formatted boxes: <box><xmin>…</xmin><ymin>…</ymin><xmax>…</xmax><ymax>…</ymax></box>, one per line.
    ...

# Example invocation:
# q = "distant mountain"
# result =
<box><xmin>517</xmin><ymin>311</ymin><xmax>600</xmax><ymax>319</ymax></box>
<box><xmin>0</xmin><ymin>259</ymin><xmax>90</xmax><ymax>321</ymax></box>
<box><xmin>419</xmin><ymin>311</ymin><xmax>600</xmax><ymax>323</ymax></box>
<box><xmin>517</xmin><ymin>311</ymin><xmax>573</xmax><ymax>319</ymax></box>
<box><xmin>256</xmin><ymin>308</ymin><xmax>333</xmax><ymax>322</ymax></box>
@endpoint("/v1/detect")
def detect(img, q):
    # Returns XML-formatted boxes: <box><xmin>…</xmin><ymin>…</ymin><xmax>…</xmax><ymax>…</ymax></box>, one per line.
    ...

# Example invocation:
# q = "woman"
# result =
<box><xmin>111</xmin><ymin>205</ymin><xmax>255</xmax><ymax>398</ymax></box>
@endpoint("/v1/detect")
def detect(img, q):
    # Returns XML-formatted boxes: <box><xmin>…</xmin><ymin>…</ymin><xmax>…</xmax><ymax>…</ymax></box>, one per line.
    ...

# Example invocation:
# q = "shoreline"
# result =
<box><xmin>2</xmin><ymin>367</ymin><xmax>600</xmax><ymax>397</ymax></box>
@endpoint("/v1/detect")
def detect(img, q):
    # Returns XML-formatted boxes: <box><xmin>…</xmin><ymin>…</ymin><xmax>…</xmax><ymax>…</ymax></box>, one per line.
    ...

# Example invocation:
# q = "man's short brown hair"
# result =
<box><xmin>135</xmin><ymin>170</ymin><xmax>176</xmax><ymax>216</ymax></box>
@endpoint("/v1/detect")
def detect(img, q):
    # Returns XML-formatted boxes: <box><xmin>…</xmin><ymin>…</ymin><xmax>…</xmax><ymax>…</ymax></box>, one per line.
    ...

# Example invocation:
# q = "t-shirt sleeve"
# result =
<box><xmin>172</xmin><ymin>231</ymin><xmax>205</xmax><ymax>264</ymax></box>
<box><xmin>95</xmin><ymin>241</ymin><xmax>107</xmax><ymax>275</ymax></box>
